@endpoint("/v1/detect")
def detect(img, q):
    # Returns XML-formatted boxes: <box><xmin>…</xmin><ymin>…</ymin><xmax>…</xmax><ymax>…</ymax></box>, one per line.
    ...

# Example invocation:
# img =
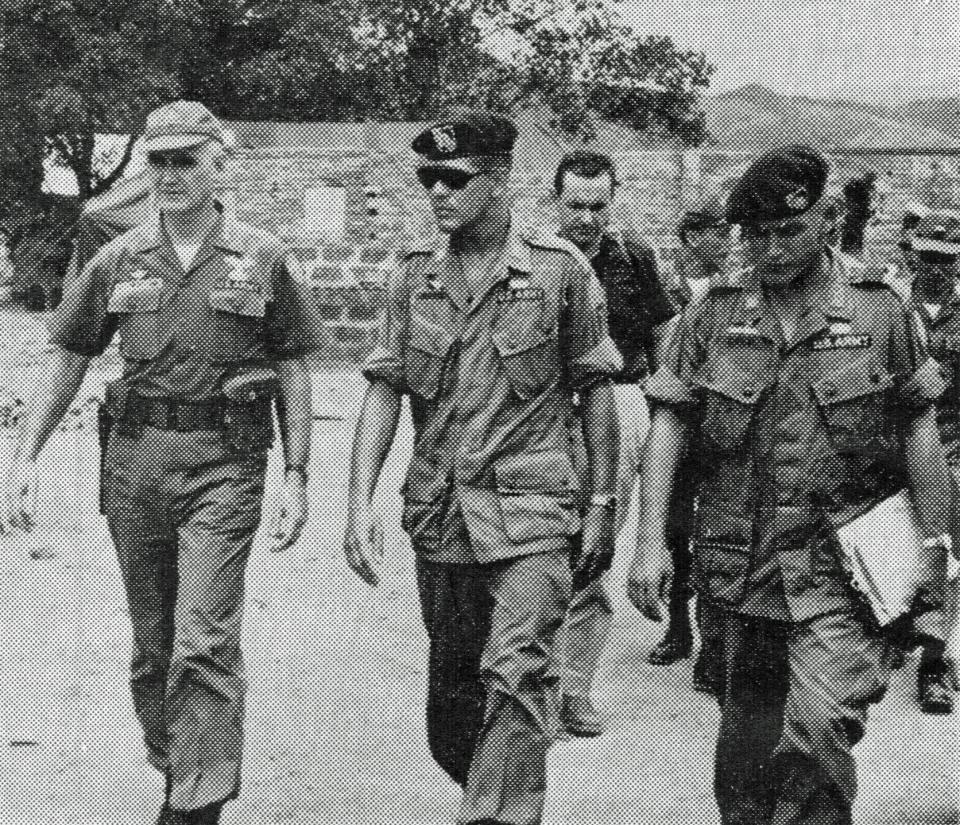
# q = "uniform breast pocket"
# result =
<box><xmin>200</xmin><ymin>289</ymin><xmax>266</xmax><ymax>361</ymax></box>
<box><xmin>405</xmin><ymin>317</ymin><xmax>454</xmax><ymax>400</ymax></box>
<box><xmin>108</xmin><ymin>281</ymin><xmax>163</xmax><ymax>361</ymax></box>
<box><xmin>811</xmin><ymin>357</ymin><xmax>893</xmax><ymax>454</ymax></box>
<box><xmin>696</xmin><ymin>375</ymin><xmax>766</xmax><ymax>454</ymax></box>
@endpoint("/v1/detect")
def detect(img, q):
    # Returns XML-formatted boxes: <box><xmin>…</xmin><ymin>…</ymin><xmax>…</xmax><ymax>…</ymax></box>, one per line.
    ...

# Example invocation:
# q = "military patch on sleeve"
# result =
<box><xmin>811</xmin><ymin>334</ymin><xmax>872</xmax><ymax>351</ymax></box>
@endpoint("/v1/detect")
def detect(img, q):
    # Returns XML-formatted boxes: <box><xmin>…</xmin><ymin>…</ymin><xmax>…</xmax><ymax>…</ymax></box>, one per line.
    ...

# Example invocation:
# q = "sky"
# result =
<box><xmin>624</xmin><ymin>0</ymin><xmax>959</xmax><ymax>102</ymax></box>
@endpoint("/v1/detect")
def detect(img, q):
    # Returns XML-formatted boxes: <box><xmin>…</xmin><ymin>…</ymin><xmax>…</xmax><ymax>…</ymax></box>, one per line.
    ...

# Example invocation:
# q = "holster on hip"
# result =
<box><xmin>220</xmin><ymin>367</ymin><xmax>278</xmax><ymax>455</ymax></box>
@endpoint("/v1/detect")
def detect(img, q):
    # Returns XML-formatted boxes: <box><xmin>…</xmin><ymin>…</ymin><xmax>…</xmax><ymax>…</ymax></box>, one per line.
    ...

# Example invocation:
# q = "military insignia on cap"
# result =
<box><xmin>431</xmin><ymin>126</ymin><xmax>457</xmax><ymax>154</ymax></box>
<box><xmin>131</xmin><ymin>269</ymin><xmax>148</xmax><ymax>281</ymax></box>
<box><xmin>784</xmin><ymin>187</ymin><xmax>809</xmax><ymax>212</ymax></box>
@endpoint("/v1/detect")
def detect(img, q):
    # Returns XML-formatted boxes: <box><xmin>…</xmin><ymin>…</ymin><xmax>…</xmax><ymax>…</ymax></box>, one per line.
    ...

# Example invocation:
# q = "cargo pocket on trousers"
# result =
<box><xmin>494</xmin><ymin>450</ymin><xmax>579</xmax><ymax>544</ymax></box>
<box><xmin>405</xmin><ymin>317</ymin><xmax>454</xmax><ymax>401</ymax></box>
<box><xmin>691</xmin><ymin>540</ymin><xmax>752</xmax><ymax>605</ymax></box>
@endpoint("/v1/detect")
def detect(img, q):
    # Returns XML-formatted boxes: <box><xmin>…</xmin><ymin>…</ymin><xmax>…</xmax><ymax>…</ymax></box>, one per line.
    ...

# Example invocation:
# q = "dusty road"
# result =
<box><xmin>0</xmin><ymin>307</ymin><xmax>954</xmax><ymax>825</ymax></box>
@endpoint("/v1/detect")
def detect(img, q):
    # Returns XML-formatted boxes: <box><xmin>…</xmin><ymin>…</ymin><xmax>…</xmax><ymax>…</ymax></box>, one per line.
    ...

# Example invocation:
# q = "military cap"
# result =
<box><xmin>412</xmin><ymin>110</ymin><xmax>517</xmax><ymax>161</ymax></box>
<box><xmin>678</xmin><ymin>196</ymin><xmax>728</xmax><ymax>237</ymax></box>
<box><xmin>726</xmin><ymin>145</ymin><xmax>830</xmax><ymax>225</ymax></box>
<box><xmin>911</xmin><ymin>209</ymin><xmax>960</xmax><ymax>254</ymax></box>
<box><xmin>142</xmin><ymin>100</ymin><xmax>226</xmax><ymax>152</ymax></box>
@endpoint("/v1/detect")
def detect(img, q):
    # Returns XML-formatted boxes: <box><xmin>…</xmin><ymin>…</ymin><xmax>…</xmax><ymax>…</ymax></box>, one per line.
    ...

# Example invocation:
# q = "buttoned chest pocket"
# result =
<box><xmin>108</xmin><ymin>279</ymin><xmax>164</xmax><ymax>361</ymax></box>
<box><xmin>199</xmin><ymin>288</ymin><xmax>267</xmax><ymax>362</ymax></box>
<box><xmin>811</xmin><ymin>357</ymin><xmax>893</xmax><ymax>454</ymax></box>
<box><xmin>405</xmin><ymin>316</ymin><xmax>454</xmax><ymax>400</ymax></box>
<box><xmin>697</xmin><ymin>375</ymin><xmax>765</xmax><ymax>454</ymax></box>
<box><xmin>492</xmin><ymin>293</ymin><xmax>560</xmax><ymax>400</ymax></box>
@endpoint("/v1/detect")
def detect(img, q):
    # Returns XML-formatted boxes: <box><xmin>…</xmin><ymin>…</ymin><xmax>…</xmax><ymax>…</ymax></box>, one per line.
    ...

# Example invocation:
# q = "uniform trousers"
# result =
<box><xmin>561</xmin><ymin>383</ymin><xmax>647</xmax><ymax>697</ymax></box>
<box><xmin>416</xmin><ymin>550</ymin><xmax>571</xmax><ymax>825</ymax></box>
<box><xmin>715</xmin><ymin>609</ymin><xmax>892</xmax><ymax>825</ymax></box>
<box><xmin>102</xmin><ymin>427</ymin><xmax>266</xmax><ymax>811</ymax></box>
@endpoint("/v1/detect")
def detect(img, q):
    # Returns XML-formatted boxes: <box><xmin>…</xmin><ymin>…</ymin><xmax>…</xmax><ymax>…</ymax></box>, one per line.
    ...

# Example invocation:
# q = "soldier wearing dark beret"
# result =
<box><xmin>629</xmin><ymin>145</ymin><xmax>955</xmax><ymax>824</ymax></box>
<box><xmin>345</xmin><ymin>110</ymin><xmax>621</xmax><ymax>825</ymax></box>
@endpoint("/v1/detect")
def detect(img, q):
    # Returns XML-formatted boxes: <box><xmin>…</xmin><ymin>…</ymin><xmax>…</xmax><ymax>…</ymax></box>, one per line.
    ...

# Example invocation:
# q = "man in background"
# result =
<box><xmin>552</xmin><ymin>150</ymin><xmax>677</xmax><ymax>735</ymax></box>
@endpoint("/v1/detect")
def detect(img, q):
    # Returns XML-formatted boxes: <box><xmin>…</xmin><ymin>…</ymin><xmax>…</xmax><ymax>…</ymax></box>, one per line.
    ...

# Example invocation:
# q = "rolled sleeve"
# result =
<box><xmin>361</xmin><ymin>265</ymin><xmax>409</xmax><ymax>392</ymax></box>
<box><xmin>893</xmin><ymin>304</ymin><xmax>945</xmax><ymax>411</ymax></box>
<box><xmin>47</xmin><ymin>248</ymin><xmax>116</xmax><ymax>356</ymax></box>
<box><xmin>563</xmin><ymin>257</ymin><xmax>623</xmax><ymax>392</ymax></box>
<box><xmin>264</xmin><ymin>253</ymin><xmax>315</xmax><ymax>361</ymax></box>
<box><xmin>643</xmin><ymin>304</ymin><xmax>702</xmax><ymax>410</ymax></box>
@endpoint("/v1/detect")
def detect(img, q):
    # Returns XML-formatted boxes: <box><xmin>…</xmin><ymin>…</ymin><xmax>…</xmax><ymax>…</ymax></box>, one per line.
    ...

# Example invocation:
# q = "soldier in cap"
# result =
<box><xmin>898</xmin><ymin>208</ymin><xmax>960</xmax><ymax>713</ymax></box>
<box><xmin>4</xmin><ymin>101</ymin><xmax>315</xmax><ymax>824</ymax></box>
<box><xmin>344</xmin><ymin>110</ymin><xmax>621</xmax><ymax>825</ymax></box>
<box><xmin>628</xmin><ymin>145</ymin><xmax>954</xmax><ymax>824</ymax></box>
<box><xmin>641</xmin><ymin>197</ymin><xmax>734</xmax><ymax>696</ymax></box>
<box><xmin>550</xmin><ymin>149</ymin><xmax>677</xmax><ymax>736</ymax></box>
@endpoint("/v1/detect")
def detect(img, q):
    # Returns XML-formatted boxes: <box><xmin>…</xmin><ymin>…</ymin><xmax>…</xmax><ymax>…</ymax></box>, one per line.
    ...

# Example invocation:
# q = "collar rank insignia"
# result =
<box><xmin>784</xmin><ymin>187</ymin><xmax>809</xmax><ymax>212</ymax></box>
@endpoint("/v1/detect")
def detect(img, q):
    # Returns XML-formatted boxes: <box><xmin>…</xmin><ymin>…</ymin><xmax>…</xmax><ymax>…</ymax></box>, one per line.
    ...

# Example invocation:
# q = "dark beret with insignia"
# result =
<box><xmin>912</xmin><ymin>209</ymin><xmax>960</xmax><ymax>254</ymax></box>
<box><xmin>726</xmin><ymin>145</ymin><xmax>830</xmax><ymax>225</ymax></box>
<box><xmin>412</xmin><ymin>110</ymin><xmax>518</xmax><ymax>161</ymax></box>
<box><xmin>678</xmin><ymin>196</ymin><xmax>728</xmax><ymax>239</ymax></box>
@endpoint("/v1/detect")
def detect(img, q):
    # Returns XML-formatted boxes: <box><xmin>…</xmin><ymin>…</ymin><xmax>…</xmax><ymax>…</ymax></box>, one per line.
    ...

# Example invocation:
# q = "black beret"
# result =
<box><xmin>412</xmin><ymin>110</ymin><xmax>517</xmax><ymax>161</ymax></box>
<box><xmin>678</xmin><ymin>196</ymin><xmax>727</xmax><ymax>236</ymax></box>
<box><xmin>726</xmin><ymin>145</ymin><xmax>830</xmax><ymax>225</ymax></box>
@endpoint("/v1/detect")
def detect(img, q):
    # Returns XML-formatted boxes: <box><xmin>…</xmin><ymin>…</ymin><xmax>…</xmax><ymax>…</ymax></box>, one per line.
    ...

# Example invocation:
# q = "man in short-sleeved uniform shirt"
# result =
<box><xmin>629</xmin><ymin>146</ymin><xmax>952</xmax><ymax>825</ymax></box>
<box><xmin>345</xmin><ymin>112</ymin><xmax>621</xmax><ymax>825</ymax></box>
<box><xmin>9</xmin><ymin>102</ymin><xmax>315</xmax><ymax>825</ymax></box>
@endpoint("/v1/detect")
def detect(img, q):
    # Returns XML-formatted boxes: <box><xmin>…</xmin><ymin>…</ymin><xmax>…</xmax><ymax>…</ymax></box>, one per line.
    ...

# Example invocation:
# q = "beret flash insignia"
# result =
<box><xmin>784</xmin><ymin>187</ymin><xmax>809</xmax><ymax>213</ymax></box>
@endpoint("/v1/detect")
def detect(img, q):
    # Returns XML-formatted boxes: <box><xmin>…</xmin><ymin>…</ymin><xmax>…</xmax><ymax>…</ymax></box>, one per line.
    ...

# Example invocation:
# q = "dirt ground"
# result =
<box><xmin>0</xmin><ymin>306</ymin><xmax>955</xmax><ymax>825</ymax></box>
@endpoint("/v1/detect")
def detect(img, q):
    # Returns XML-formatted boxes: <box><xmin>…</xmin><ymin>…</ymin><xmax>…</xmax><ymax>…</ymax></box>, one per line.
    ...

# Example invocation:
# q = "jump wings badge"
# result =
<box><xmin>226</xmin><ymin>254</ymin><xmax>258</xmax><ymax>290</ymax></box>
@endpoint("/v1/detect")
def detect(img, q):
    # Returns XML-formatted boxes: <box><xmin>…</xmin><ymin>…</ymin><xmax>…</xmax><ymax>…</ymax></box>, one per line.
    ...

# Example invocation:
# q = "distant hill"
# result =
<box><xmin>702</xmin><ymin>84</ymin><xmax>960</xmax><ymax>150</ymax></box>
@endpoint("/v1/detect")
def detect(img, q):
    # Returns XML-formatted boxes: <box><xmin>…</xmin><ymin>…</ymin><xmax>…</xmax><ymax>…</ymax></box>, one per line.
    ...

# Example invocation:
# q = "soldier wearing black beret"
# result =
<box><xmin>630</xmin><ymin>145</ymin><xmax>955</xmax><ymax>824</ymax></box>
<box><xmin>346</xmin><ymin>109</ymin><xmax>621</xmax><ymax>825</ymax></box>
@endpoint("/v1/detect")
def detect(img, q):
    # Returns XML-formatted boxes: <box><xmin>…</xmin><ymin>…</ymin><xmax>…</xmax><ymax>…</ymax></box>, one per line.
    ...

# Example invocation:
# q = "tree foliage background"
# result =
<box><xmin>0</xmin><ymin>0</ymin><xmax>712</xmax><ymax>233</ymax></box>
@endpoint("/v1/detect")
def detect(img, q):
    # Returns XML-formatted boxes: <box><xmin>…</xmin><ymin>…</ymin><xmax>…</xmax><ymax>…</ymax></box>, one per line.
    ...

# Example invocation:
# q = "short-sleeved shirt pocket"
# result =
<box><xmin>492</xmin><ymin>288</ymin><xmax>560</xmax><ymax>400</ymax></box>
<box><xmin>107</xmin><ymin>277</ymin><xmax>164</xmax><ymax>360</ymax></box>
<box><xmin>405</xmin><ymin>316</ymin><xmax>454</xmax><ymax>400</ymax></box>
<box><xmin>195</xmin><ymin>256</ymin><xmax>271</xmax><ymax>362</ymax></box>
<box><xmin>811</xmin><ymin>354</ymin><xmax>894</xmax><ymax>454</ymax></box>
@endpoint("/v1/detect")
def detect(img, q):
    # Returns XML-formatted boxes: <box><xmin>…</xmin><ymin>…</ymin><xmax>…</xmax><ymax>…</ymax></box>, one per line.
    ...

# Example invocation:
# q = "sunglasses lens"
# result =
<box><xmin>416</xmin><ymin>168</ymin><xmax>475</xmax><ymax>191</ymax></box>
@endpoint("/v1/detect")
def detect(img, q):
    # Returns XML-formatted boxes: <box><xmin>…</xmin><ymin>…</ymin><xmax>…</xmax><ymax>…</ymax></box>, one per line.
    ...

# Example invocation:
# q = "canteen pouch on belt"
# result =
<box><xmin>221</xmin><ymin>367</ymin><xmax>278</xmax><ymax>454</ymax></box>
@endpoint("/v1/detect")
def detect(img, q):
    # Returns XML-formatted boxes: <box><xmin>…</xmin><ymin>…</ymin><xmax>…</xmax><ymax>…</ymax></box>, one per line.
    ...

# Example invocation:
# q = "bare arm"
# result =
<box><xmin>15</xmin><ymin>347</ymin><xmax>91</xmax><ymax>463</ymax></box>
<box><xmin>275</xmin><ymin>358</ymin><xmax>312</xmax><ymax>471</ymax></box>
<box><xmin>903</xmin><ymin>406</ymin><xmax>952</xmax><ymax>540</ymax></box>
<box><xmin>627</xmin><ymin>404</ymin><xmax>690</xmax><ymax>620</ymax></box>
<box><xmin>579</xmin><ymin>379</ymin><xmax>618</xmax><ymax>496</ymax></box>
<box><xmin>344</xmin><ymin>380</ymin><xmax>402</xmax><ymax>585</ymax></box>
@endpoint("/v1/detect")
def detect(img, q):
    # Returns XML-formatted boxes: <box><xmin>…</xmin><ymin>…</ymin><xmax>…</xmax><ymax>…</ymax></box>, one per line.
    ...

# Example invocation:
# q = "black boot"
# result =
<box><xmin>648</xmin><ymin>598</ymin><xmax>693</xmax><ymax>666</ymax></box>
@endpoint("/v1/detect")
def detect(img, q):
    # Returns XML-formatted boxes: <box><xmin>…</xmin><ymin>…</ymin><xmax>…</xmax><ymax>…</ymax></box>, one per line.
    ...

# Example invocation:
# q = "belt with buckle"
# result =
<box><xmin>124</xmin><ymin>394</ymin><xmax>225</xmax><ymax>432</ymax></box>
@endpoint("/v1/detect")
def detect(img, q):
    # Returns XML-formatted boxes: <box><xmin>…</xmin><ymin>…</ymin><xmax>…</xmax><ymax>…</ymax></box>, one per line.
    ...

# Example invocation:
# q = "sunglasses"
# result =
<box><xmin>740</xmin><ymin>221</ymin><xmax>808</xmax><ymax>242</ymax></box>
<box><xmin>147</xmin><ymin>153</ymin><xmax>199</xmax><ymax>170</ymax></box>
<box><xmin>416</xmin><ymin>167</ymin><xmax>485</xmax><ymax>191</ymax></box>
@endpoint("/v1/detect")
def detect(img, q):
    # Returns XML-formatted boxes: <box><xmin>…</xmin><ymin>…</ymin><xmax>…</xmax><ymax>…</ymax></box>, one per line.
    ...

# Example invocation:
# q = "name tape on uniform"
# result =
<box><xmin>811</xmin><ymin>334</ymin><xmax>872</xmax><ymax>351</ymax></box>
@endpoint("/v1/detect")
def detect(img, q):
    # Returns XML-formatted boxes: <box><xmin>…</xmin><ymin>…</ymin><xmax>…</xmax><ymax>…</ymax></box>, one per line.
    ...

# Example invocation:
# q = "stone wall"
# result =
<box><xmin>219</xmin><ymin>124</ymin><xmax>959</xmax><ymax>359</ymax></box>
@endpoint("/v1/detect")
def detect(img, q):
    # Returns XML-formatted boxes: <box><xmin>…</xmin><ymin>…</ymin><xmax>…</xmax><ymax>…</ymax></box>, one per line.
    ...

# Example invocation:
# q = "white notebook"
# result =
<box><xmin>835</xmin><ymin>490</ymin><xmax>958</xmax><ymax>626</ymax></box>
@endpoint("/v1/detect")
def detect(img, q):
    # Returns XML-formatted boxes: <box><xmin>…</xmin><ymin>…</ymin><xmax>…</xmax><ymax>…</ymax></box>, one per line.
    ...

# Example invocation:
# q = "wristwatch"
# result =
<box><xmin>588</xmin><ymin>493</ymin><xmax>617</xmax><ymax>512</ymax></box>
<box><xmin>922</xmin><ymin>533</ymin><xmax>953</xmax><ymax>555</ymax></box>
<box><xmin>285</xmin><ymin>464</ymin><xmax>309</xmax><ymax>484</ymax></box>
